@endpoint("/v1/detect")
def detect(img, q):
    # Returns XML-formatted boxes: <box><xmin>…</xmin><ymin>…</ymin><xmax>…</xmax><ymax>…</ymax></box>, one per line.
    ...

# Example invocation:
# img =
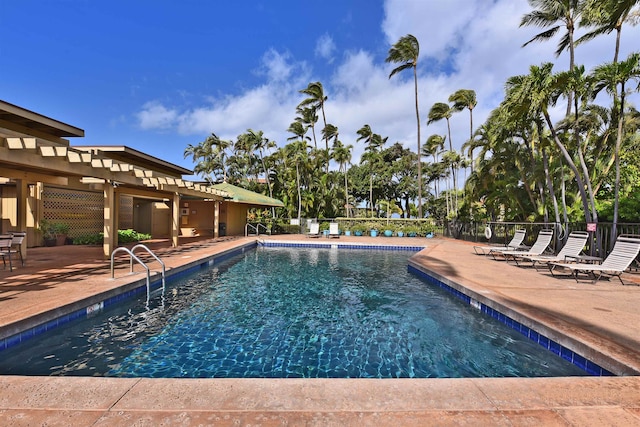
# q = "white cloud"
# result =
<box><xmin>135</xmin><ymin>0</ymin><xmax>640</xmax><ymax>168</ymax></box>
<box><xmin>315</xmin><ymin>33</ymin><xmax>336</xmax><ymax>63</ymax></box>
<box><xmin>137</xmin><ymin>101</ymin><xmax>178</xmax><ymax>130</ymax></box>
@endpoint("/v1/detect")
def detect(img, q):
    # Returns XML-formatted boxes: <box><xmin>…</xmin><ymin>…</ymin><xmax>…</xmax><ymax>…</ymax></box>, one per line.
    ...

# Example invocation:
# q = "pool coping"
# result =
<box><xmin>0</xmin><ymin>237</ymin><xmax>628</xmax><ymax>378</ymax></box>
<box><xmin>1</xmin><ymin>236</ymin><xmax>640</xmax><ymax>425</ymax></box>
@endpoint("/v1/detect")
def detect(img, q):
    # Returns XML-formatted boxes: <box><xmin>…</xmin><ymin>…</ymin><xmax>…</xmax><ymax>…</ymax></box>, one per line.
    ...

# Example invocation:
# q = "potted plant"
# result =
<box><xmin>396</xmin><ymin>224</ymin><xmax>405</xmax><ymax>238</ymax></box>
<box><xmin>352</xmin><ymin>223</ymin><xmax>366</xmax><ymax>236</ymax></box>
<box><xmin>343</xmin><ymin>224</ymin><xmax>351</xmax><ymax>236</ymax></box>
<box><xmin>405</xmin><ymin>225</ymin><xmax>419</xmax><ymax>237</ymax></box>
<box><xmin>319</xmin><ymin>221</ymin><xmax>330</xmax><ymax>237</ymax></box>
<box><xmin>368</xmin><ymin>223</ymin><xmax>378</xmax><ymax>237</ymax></box>
<box><xmin>38</xmin><ymin>220</ymin><xmax>70</xmax><ymax>246</ymax></box>
<box><xmin>53</xmin><ymin>222</ymin><xmax>70</xmax><ymax>246</ymax></box>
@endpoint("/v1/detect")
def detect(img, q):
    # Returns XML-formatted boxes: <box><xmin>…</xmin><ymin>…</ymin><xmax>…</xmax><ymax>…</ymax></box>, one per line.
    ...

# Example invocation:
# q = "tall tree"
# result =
<box><xmin>295</xmin><ymin>107</ymin><xmax>318</xmax><ymax>149</ymax></box>
<box><xmin>184</xmin><ymin>133</ymin><xmax>231</xmax><ymax>183</ymax></box>
<box><xmin>299</xmin><ymin>82</ymin><xmax>329</xmax><ymax>171</ymax></box>
<box><xmin>449</xmin><ymin>89</ymin><xmax>478</xmax><ymax>171</ymax></box>
<box><xmin>592</xmin><ymin>52</ymin><xmax>640</xmax><ymax>244</ymax></box>
<box><xmin>428</xmin><ymin>102</ymin><xmax>458</xmax><ymax>214</ymax></box>
<box><xmin>520</xmin><ymin>0</ymin><xmax>583</xmax><ymax>115</ymax></box>
<box><xmin>579</xmin><ymin>0</ymin><xmax>640</xmax><ymax>63</ymax></box>
<box><xmin>332</xmin><ymin>140</ymin><xmax>353</xmax><ymax>217</ymax></box>
<box><xmin>510</xmin><ymin>63</ymin><xmax>595</xmax><ymax>223</ymax></box>
<box><xmin>386</xmin><ymin>34</ymin><xmax>423</xmax><ymax>217</ymax></box>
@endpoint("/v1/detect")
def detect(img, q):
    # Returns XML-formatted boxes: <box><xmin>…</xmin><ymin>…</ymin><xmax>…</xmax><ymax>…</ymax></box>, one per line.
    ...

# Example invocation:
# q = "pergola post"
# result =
<box><xmin>103</xmin><ymin>183</ymin><xmax>118</xmax><ymax>258</ymax></box>
<box><xmin>171</xmin><ymin>193</ymin><xmax>180</xmax><ymax>247</ymax></box>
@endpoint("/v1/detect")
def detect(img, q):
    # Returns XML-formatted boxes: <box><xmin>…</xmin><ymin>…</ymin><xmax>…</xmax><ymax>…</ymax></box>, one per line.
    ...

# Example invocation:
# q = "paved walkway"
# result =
<box><xmin>0</xmin><ymin>235</ymin><xmax>639</xmax><ymax>426</ymax></box>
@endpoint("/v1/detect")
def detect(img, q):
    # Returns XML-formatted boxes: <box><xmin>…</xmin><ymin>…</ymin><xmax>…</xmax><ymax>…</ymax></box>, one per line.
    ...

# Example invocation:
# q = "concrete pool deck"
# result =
<box><xmin>0</xmin><ymin>235</ymin><xmax>639</xmax><ymax>426</ymax></box>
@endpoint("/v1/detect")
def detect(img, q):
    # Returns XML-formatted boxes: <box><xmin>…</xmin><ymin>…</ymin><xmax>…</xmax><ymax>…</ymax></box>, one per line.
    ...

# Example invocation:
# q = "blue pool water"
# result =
<box><xmin>0</xmin><ymin>247</ymin><xmax>586</xmax><ymax>378</ymax></box>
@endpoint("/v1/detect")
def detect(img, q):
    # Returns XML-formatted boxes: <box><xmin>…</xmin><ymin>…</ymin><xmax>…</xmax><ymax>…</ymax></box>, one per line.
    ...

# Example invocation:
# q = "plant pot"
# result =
<box><xmin>426</xmin><ymin>232</ymin><xmax>434</xmax><ymax>238</ymax></box>
<box><xmin>43</xmin><ymin>238</ymin><xmax>57</xmax><ymax>247</ymax></box>
<box><xmin>354</xmin><ymin>231</ymin><xmax>363</xmax><ymax>236</ymax></box>
<box><xmin>397</xmin><ymin>231</ymin><xmax>404</xmax><ymax>237</ymax></box>
<box><xmin>407</xmin><ymin>232</ymin><xmax>417</xmax><ymax>237</ymax></box>
<box><xmin>56</xmin><ymin>235</ymin><xmax>67</xmax><ymax>246</ymax></box>
<box><xmin>370</xmin><ymin>230</ymin><xmax>378</xmax><ymax>237</ymax></box>
<box><xmin>384</xmin><ymin>230</ymin><xmax>393</xmax><ymax>237</ymax></box>
<box><xmin>344</xmin><ymin>230</ymin><xmax>351</xmax><ymax>236</ymax></box>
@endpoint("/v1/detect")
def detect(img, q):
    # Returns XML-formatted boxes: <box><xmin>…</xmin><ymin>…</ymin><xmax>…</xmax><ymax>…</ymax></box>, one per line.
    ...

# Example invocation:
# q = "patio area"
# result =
<box><xmin>0</xmin><ymin>235</ymin><xmax>639</xmax><ymax>426</ymax></box>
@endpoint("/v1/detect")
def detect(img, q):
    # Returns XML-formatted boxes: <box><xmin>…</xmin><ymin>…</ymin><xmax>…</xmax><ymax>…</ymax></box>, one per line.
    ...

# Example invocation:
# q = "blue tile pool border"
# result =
<box><xmin>0</xmin><ymin>241</ymin><xmax>258</xmax><ymax>353</ymax></box>
<box><xmin>259</xmin><ymin>240</ymin><xmax>426</xmax><ymax>251</ymax></box>
<box><xmin>1</xmin><ymin>241</ymin><xmax>423</xmax><ymax>353</ymax></box>
<box><xmin>407</xmin><ymin>264</ymin><xmax>614</xmax><ymax>377</ymax></box>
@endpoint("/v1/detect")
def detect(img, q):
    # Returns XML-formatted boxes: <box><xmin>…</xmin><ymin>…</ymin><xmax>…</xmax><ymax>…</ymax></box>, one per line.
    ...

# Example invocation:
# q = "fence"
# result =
<box><xmin>442</xmin><ymin>221</ymin><xmax>640</xmax><ymax>259</ymax></box>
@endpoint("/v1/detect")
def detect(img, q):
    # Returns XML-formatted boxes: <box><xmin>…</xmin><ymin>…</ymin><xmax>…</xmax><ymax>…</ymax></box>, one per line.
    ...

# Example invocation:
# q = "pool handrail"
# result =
<box><xmin>110</xmin><ymin>244</ymin><xmax>165</xmax><ymax>306</ymax></box>
<box><xmin>245</xmin><ymin>223</ymin><xmax>268</xmax><ymax>236</ymax></box>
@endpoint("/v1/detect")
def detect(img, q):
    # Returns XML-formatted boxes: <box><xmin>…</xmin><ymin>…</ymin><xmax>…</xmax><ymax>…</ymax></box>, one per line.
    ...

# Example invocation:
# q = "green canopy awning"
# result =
<box><xmin>212</xmin><ymin>182</ymin><xmax>284</xmax><ymax>207</ymax></box>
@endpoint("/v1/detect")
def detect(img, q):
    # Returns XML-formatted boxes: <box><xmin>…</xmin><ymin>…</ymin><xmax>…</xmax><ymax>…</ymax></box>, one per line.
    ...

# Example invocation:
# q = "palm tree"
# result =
<box><xmin>299</xmin><ymin>82</ymin><xmax>329</xmax><ymax>171</ymax></box>
<box><xmin>511</xmin><ymin>63</ymin><xmax>595</xmax><ymax>223</ymax></box>
<box><xmin>520</xmin><ymin>0</ymin><xmax>583</xmax><ymax>115</ymax></box>
<box><xmin>287</xmin><ymin>121</ymin><xmax>309</xmax><ymax>144</ymax></box>
<box><xmin>592</xmin><ymin>52</ymin><xmax>640</xmax><ymax>244</ymax></box>
<box><xmin>423</xmin><ymin>134</ymin><xmax>446</xmax><ymax>196</ymax></box>
<box><xmin>246</xmin><ymin>129</ymin><xmax>276</xmax><ymax>215</ymax></box>
<box><xmin>578</xmin><ymin>0</ymin><xmax>640</xmax><ymax>63</ymax></box>
<box><xmin>449</xmin><ymin>89</ymin><xmax>477</xmax><ymax>171</ymax></box>
<box><xmin>428</xmin><ymin>102</ymin><xmax>458</xmax><ymax>214</ymax></box>
<box><xmin>184</xmin><ymin>133</ymin><xmax>231</xmax><ymax>183</ymax></box>
<box><xmin>295</xmin><ymin>106</ymin><xmax>319</xmax><ymax>149</ymax></box>
<box><xmin>386</xmin><ymin>34</ymin><xmax>423</xmax><ymax>217</ymax></box>
<box><xmin>332</xmin><ymin>140</ymin><xmax>353</xmax><ymax>217</ymax></box>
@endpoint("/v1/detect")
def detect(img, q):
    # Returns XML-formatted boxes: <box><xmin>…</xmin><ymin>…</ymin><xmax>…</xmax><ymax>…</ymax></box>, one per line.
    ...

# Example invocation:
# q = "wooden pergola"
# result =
<box><xmin>0</xmin><ymin>100</ymin><xmax>228</xmax><ymax>258</ymax></box>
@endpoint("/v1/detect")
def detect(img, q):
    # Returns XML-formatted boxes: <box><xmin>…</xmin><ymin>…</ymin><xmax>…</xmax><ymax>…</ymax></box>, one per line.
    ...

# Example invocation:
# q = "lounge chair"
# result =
<box><xmin>0</xmin><ymin>234</ymin><xmax>15</xmax><ymax>271</ymax></box>
<box><xmin>328</xmin><ymin>222</ymin><xmax>340</xmax><ymax>238</ymax></box>
<box><xmin>549</xmin><ymin>234</ymin><xmax>640</xmax><ymax>284</ymax></box>
<box><xmin>511</xmin><ymin>230</ymin><xmax>588</xmax><ymax>268</ymax></box>
<box><xmin>307</xmin><ymin>223</ymin><xmax>321</xmax><ymax>238</ymax></box>
<box><xmin>491</xmin><ymin>229</ymin><xmax>554</xmax><ymax>261</ymax></box>
<box><xmin>473</xmin><ymin>229</ymin><xmax>527</xmax><ymax>255</ymax></box>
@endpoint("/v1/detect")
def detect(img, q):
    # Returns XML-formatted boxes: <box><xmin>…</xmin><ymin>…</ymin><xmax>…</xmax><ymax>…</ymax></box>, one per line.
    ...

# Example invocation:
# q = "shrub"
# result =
<box><xmin>71</xmin><ymin>229</ymin><xmax>152</xmax><ymax>245</ymax></box>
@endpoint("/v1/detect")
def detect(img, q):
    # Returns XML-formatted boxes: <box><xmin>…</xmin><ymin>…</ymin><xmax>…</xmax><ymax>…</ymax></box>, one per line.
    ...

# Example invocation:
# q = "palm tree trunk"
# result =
<box><xmin>612</xmin><ymin>89</ymin><xmax>625</xmax><ymax>248</ymax></box>
<box><xmin>413</xmin><ymin>66</ymin><xmax>423</xmax><ymax>219</ymax></box>
<box><xmin>296</xmin><ymin>163</ymin><xmax>302</xmax><ymax>221</ymax></box>
<box><xmin>543</xmin><ymin>111</ymin><xmax>592</xmax><ymax>223</ymax></box>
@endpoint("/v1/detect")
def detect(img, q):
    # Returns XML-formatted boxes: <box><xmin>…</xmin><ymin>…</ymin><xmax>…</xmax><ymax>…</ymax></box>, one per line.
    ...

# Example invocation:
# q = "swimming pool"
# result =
<box><xmin>0</xmin><ymin>247</ymin><xmax>586</xmax><ymax>378</ymax></box>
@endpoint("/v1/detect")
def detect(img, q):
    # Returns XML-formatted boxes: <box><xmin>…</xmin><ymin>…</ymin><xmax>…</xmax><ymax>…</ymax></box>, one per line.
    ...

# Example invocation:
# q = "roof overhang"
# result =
<box><xmin>0</xmin><ymin>100</ymin><xmax>84</xmax><ymax>141</ymax></box>
<box><xmin>73</xmin><ymin>145</ymin><xmax>193</xmax><ymax>177</ymax></box>
<box><xmin>212</xmin><ymin>182</ymin><xmax>284</xmax><ymax>207</ymax></box>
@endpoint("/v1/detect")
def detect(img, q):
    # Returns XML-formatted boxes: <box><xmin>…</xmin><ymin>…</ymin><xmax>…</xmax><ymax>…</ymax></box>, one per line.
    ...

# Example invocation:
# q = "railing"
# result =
<box><xmin>443</xmin><ymin>221</ymin><xmax>640</xmax><ymax>260</ymax></box>
<box><xmin>110</xmin><ymin>244</ymin><xmax>165</xmax><ymax>306</ymax></box>
<box><xmin>245</xmin><ymin>223</ymin><xmax>268</xmax><ymax>236</ymax></box>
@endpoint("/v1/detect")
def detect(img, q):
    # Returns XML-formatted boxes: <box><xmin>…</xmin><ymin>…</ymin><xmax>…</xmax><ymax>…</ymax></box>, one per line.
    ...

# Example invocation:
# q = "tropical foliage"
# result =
<box><xmin>184</xmin><ymin>1</ymin><xmax>640</xmax><ymax>230</ymax></box>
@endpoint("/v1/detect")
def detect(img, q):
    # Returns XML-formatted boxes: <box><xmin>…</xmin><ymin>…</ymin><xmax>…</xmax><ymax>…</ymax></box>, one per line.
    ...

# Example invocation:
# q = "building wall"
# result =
<box><xmin>224</xmin><ymin>203</ymin><xmax>249</xmax><ymax>236</ymax></box>
<box><xmin>179</xmin><ymin>200</ymin><xmax>215</xmax><ymax>236</ymax></box>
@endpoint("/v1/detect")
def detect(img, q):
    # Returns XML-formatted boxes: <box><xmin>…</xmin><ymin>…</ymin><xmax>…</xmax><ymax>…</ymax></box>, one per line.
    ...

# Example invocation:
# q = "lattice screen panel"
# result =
<box><xmin>43</xmin><ymin>187</ymin><xmax>103</xmax><ymax>238</ymax></box>
<box><xmin>119</xmin><ymin>195</ymin><xmax>133</xmax><ymax>229</ymax></box>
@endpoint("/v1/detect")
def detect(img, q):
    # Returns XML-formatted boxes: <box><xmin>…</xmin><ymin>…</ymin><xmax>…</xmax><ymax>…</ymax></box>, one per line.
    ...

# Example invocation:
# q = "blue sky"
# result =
<box><xmin>2</xmin><ymin>0</ymin><xmax>638</xmax><ymax>177</ymax></box>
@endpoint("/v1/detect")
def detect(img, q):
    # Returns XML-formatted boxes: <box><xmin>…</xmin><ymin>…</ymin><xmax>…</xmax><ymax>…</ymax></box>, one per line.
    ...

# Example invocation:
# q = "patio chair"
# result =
<box><xmin>511</xmin><ymin>230</ymin><xmax>589</xmax><ymax>268</ymax></box>
<box><xmin>0</xmin><ymin>234</ymin><xmax>15</xmax><ymax>271</ymax></box>
<box><xmin>307</xmin><ymin>223</ymin><xmax>321</xmax><ymax>238</ymax></box>
<box><xmin>491</xmin><ymin>229</ymin><xmax>554</xmax><ymax>261</ymax></box>
<box><xmin>328</xmin><ymin>222</ymin><xmax>340</xmax><ymax>239</ymax></box>
<box><xmin>473</xmin><ymin>228</ymin><xmax>527</xmax><ymax>255</ymax></box>
<box><xmin>549</xmin><ymin>234</ymin><xmax>640</xmax><ymax>284</ymax></box>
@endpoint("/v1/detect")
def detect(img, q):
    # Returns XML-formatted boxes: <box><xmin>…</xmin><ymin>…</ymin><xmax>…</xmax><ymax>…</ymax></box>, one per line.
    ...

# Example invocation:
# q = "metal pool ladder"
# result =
<box><xmin>245</xmin><ymin>223</ymin><xmax>268</xmax><ymax>236</ymax></box>
<box><xmin>110</xmin><ymin>244</ymin><xmax>166</xmax><ymax>305</ymax></box>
